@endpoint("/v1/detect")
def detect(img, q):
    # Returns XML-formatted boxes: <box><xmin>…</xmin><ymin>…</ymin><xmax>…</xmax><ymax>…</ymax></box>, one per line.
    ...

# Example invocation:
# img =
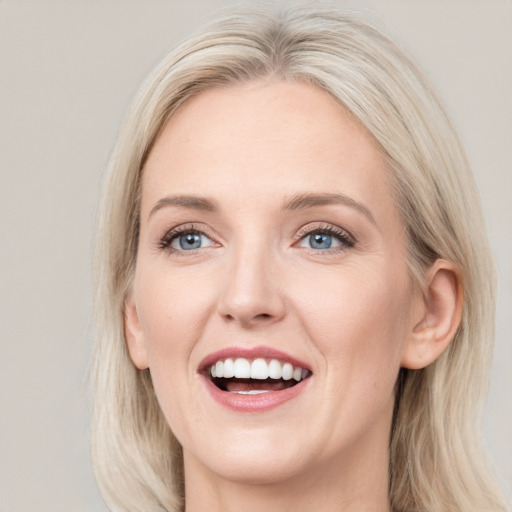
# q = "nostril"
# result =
<box><xmin>251</xmin><ymin>313</ymin><xmax>275</xmax><ymax>324</ymax></box>
<box><xmin>222</xmin><ymin>311</ymin><xmax>274</xmax><ymax>324</ymax></box>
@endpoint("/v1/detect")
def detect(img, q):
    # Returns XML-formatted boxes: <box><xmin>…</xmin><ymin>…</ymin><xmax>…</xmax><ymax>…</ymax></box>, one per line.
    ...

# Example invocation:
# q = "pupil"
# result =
<box><xmin>310</xmin><ymin>233</ymin><xmax>331</xmax><ymax>249</ymax></box>
<box><xmin>180</xmin><ymin>233</ymin><xmax>201</xmax><ymax>249</ymax></box>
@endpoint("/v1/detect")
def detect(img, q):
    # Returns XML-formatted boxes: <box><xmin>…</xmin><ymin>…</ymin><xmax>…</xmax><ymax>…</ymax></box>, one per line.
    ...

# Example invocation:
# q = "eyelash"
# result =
<box><xmin>157</xmin><ymin>223</ymin><xmax>356</xmax><ymax>254</ymax></box>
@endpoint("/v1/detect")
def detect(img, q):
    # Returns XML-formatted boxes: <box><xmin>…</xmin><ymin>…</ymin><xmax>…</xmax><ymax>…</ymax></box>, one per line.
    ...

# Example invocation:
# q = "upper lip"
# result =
<box><xmin>198</xmin><ymin>345</ymin><xmax>312</xmax><ymax>374</ymax></box>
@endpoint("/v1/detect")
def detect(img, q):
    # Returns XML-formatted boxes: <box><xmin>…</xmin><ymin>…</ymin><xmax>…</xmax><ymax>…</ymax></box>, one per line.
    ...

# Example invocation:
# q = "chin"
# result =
<box><xmin>209</xmin><ymin>455</ymin><xmax>307</xmax><ymax>486</ymax></box>
<box><xmin>185</xmin><ymin>430</ymin><xmax>312</xmax><ymax>485</ymax></box>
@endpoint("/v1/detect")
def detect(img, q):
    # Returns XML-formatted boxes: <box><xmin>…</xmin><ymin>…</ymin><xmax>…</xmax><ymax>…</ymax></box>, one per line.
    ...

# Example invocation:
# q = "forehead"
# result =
<box><xmin>141</xmin><ymin>80</ymin><xmax>395</xmax><ymax>219</ymax></box>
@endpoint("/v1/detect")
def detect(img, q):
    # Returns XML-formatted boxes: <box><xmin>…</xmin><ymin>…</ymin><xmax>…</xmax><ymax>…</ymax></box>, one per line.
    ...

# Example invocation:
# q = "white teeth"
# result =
<box><xmin>268</xmin><ymin>359</ymin><xmax>282</xmax><ymax>379</ymax></box>
<box><xmin>282</xmin><ymin>363</ymin><xmax>293</xmax><ymax>381</ymax></box>
<box><xmin>208</xmin><ymin>357</ymin><xmax>309</xmax><ymax>383</ymax></box>
<box><xmin>234</xmin><ymin>358</ymin><xmax>251</xmax><ymax>378</ymax></box>
<box><xmin>223</xmin><ymin>358</ymin><xmax>235</xmax><ymax>378</ymax></box>
<box><xmin>251</xmin><ymin>358</ymin><xmax>269</xmax><ymax>379</ymax></box>
<box><xmin>215</xmin><ymin>360</ymin><xmax>224</xmax><ymax>378</ymax></box>
<box><xmin>233</xmin><ymin>390</ymin><xmax>271</xmax><ymax>395</ymax></box>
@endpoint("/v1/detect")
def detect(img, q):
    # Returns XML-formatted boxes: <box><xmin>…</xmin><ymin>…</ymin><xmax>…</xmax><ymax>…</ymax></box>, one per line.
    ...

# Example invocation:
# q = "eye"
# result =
<box><xmin>299</xmin><ymin>231</ymin><xmax>341</xmax><ymax>251</ymax></box>
<box><xmin>158</xmin><ymin>224</ymin><xmax>217</xmax><ymax>253</ymax></box>
<box><xmin>171</xmin><ymin>232</ymin><xmax>214</xmax><ymax>251</ymax></box>
<box><xmin>302</xmin><ymin>232</ymin><xmax>340</xmax><ymax>250</ymax></box>
<box><xmin>296</xmin><ymin>225</ymin><xmax>355</xmax><ymax>252</ymax></box>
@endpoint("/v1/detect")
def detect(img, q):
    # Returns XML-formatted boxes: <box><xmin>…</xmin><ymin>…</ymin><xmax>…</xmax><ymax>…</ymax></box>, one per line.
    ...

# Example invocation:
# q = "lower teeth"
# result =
<box><xmin>231</xmin><ymin>390</ymin><xmax>271</xmax><ymax>395</ymax></box>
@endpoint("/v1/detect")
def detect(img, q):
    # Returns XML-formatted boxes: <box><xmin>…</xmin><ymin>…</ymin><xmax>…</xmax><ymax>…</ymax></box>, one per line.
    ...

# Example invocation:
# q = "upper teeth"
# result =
<box><xmin>209</xmin><ymin>357</ymin><xmax>309</xmax><ymax>382</ymax></box>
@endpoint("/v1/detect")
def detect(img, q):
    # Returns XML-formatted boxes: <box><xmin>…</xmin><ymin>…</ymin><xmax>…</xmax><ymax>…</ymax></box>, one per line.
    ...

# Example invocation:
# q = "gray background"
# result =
<box><xmin>0</xmin><ymin>1</ymin><xmax>510</xmax><ymax>511</ymax></box>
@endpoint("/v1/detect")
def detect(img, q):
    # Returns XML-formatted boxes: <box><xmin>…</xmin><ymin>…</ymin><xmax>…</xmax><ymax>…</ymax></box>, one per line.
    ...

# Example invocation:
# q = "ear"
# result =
<box><xmin>124</xmin><ymin>294</ymin><xmax>150</xmax><ymax>370</ymax></box>
<box><xmin>401</xmin><ymin>259</ymin><xmax>463</xmax><ymax>370</ymax></box>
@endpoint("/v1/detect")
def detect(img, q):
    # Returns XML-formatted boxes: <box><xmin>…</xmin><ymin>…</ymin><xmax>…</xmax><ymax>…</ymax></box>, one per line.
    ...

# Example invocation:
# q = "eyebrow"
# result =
<box><xmin>148</xmin><ymin>192</ymin><xmax>376</xmax><ymax>226</ymax></box>
<box><xmin>283</xmin><ymin>192</ymin><xmax>376</xmax><ymax>226</ymax></box>
<box><xmin>149</xmin><ymin>195</ymin><xmax>219</xmax><ymax>217</ymax></box>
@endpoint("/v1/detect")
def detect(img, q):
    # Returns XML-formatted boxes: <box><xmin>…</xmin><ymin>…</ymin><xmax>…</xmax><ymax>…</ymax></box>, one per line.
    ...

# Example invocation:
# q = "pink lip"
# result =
<box><xmin>200</xmin><ymin>373</ymin><xmax>310</xmax><ymax>412</ymax></box>
<box><xmin>198</xmin><ymin>345</ymin><xmax>312</xmax><ymax>413</ymax></box>
<box><xmin>198</xmin><ymin>345</ymin><xmax>311</xmax><ymax>372</ymax></box>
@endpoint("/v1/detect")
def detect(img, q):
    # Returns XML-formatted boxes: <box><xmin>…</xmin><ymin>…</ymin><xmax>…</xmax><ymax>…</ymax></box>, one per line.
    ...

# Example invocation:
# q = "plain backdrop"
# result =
<box><xmin>0</xmin><ymin>1</ymin><xmax>510</xmax><ymax>511</ymax></box>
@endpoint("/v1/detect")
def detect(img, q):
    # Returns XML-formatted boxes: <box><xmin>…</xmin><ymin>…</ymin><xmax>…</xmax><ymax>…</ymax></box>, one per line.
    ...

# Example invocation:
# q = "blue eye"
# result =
<box><xmin>308</xmin><ymin>233</ymin><xmax>336</xmax><ymax>250</ymax></box>
<box><xmin>297</xmin><ymin>227</ymin><xmax>354</xmax><ymax>251</ymax></box>
<box><xmin>170</xmin><ymin>232</ymin><xmax>214</xmax><ymax>251</ymax></box>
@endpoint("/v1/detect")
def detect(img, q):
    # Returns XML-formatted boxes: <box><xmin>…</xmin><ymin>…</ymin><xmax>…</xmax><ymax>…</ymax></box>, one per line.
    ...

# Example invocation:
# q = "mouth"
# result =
<box><xmin>207</xmin><ymin>357</ymin><xmax>311</xmax><ymax>395</ymax></box>
<box><xmin>198</xmin><ymin>347</ymin><xmax>312</xmax><ymax>411</ymax></box>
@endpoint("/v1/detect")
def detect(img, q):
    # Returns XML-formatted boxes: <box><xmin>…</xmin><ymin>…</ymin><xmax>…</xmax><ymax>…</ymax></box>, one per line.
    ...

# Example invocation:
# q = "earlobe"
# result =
<box><xmin>124</xmin><ymin>295</ymin><xmax>150</xmax><ymax>370</ymax></box>
<box><xmin>401</xmin><ymin>260</ymin><xmax>463</xmax><ymax>370</ymax></box>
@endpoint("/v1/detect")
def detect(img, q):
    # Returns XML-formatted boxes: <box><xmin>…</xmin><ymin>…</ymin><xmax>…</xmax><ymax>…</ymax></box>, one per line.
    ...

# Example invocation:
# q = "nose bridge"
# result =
<box><xmin>218</xmin><ymin>233</ymin><xmax>285</xmax><ymax>327</ymax></box>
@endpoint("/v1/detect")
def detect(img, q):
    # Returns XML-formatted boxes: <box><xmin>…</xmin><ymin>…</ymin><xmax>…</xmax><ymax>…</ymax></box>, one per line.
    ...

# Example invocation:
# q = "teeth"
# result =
<box><xmin>282</xmin><ymin>363</ymin><xmax>293</xmax><ymax>381</ymax></box>
<box><xmin>234</xmin><ymin>358</ymin><xmax>251</xmax><ymax>378</ymax></box>
<box><xmin>233</xmin><ymin>390</ymin><xmax>271</xmax><ymax>395</ymax></box>
<box><xmin>251</xmin><ymin>358</ymin><xmax>269</xmax><ymax>379</ymax></box>
<box><xmin>223</xmin><ymin>358</ymin><xmax>235</xmax><ymax>378</ymax></box>
<box><xmin>268</xmin><ymin>359</ymin><xmax>282</xmax><ymax>379</ymax></box>
<box><xmin>209</xmin><ymin>357</ymin><xmax>309</xmax><ymax>382</ymax></box>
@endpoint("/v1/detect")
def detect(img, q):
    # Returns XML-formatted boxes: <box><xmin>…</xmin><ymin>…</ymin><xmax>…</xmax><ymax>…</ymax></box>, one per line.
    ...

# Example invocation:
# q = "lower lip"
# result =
<box><xmin>201</xmin><ymin>375</ymin><xmax>310</xmax><ymax>412</ymax></box>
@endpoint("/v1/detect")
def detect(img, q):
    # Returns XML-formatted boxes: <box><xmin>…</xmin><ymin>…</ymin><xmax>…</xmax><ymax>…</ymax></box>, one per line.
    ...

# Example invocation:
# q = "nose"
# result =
<box><xmin>217</xmin><ymin>242</ymin><xmax>286</xmax><ymax>328</ymax></box>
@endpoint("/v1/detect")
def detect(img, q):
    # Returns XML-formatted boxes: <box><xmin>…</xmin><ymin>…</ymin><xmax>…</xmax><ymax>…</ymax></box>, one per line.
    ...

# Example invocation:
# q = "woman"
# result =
<box><xmin>91</xmin><ymin>5</ymin><xmax>508</xmax><ymax>511</ymax></box>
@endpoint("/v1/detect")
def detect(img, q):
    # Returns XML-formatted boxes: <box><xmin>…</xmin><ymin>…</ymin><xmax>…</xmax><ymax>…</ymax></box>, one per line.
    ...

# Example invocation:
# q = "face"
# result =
<box><xmin>126</xmin><ymin>81</ymin><xmax>420</xmax><ymax>486</ymax></box>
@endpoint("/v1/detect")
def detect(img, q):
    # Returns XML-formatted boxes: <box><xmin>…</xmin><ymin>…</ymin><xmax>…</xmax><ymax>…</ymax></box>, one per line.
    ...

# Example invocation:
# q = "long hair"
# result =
<box><xmin>91</xmin><ymin>5</ymin><xmax>506</xmax><ymax>511</ymax></box>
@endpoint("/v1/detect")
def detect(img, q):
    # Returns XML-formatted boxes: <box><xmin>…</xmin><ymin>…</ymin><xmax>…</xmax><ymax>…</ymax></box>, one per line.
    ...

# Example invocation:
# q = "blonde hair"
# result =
<box><xmin>91</xmin><ymin>4</ymin><xmax>507</xmax><ymax>511</ymax></box>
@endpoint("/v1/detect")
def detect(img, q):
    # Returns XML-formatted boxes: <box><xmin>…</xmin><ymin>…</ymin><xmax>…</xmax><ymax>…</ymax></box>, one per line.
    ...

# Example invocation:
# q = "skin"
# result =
<box><xmin>125</xmin><ymin>80</ymin><xmax>462</xmax><ymax>512</ymax></box>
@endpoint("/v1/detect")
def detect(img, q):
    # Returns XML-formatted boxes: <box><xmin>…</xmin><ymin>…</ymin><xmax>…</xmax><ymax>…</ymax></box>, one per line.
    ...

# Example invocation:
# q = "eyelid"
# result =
<box><xmin>295</xmin><ymin>222</ymin><xmax>355</xmax><ymax>243</ymax></box>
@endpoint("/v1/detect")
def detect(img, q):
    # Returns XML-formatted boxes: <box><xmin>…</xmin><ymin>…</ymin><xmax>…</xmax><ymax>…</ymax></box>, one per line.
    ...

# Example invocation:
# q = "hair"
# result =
<box><xmin>91</xmin><ymin>4</ymin><xmax>507</xmax><ymax>511</ymax></box>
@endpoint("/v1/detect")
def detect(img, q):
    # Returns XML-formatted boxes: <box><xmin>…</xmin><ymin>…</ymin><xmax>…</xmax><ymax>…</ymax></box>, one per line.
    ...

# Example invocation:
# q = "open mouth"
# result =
<box><xmin>206</xmin><ymin>357</ymin><xmax>311</xmax><ymax>395</ymax></box>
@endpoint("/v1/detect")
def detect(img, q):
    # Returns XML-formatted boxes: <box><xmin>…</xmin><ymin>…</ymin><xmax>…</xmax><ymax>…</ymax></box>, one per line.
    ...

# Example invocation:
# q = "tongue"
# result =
<box><xmin>224</xmin><ymin>379</ymin><xmax>291</xmax><ymax>393</ymax></box>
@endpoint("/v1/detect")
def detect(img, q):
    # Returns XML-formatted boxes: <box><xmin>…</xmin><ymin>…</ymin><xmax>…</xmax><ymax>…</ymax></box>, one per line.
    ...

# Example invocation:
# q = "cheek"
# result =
<box><xmin>292</xmin><ymin>261</ymin><xmax>412</xmax><ymax>438</ymax></box>
<box><xmin>135</xmin><ymin>262</ymin><xmax>215</xmax><ymax>360</ymax></box>
<box><xmin>133</xmin><ymin>263</ymin><xmax>219</xmax><ymax>434</ymax></box>
<box><xmin>295</xmin><ymin>259</ymin><xmax>412</xmax><ymax>371</ymax></box>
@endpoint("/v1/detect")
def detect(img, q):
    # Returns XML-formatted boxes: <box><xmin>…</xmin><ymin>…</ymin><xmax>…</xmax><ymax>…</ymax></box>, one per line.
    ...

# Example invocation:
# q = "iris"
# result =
<box><xmin>309</xmin><ymin>233</ymin><xmax>332</xmax><ymax>250</ymax></box>
<box><xmin>179</xmin><ymin>233</ymin><xmax>202</xmax><ymax>250</ymax></box>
